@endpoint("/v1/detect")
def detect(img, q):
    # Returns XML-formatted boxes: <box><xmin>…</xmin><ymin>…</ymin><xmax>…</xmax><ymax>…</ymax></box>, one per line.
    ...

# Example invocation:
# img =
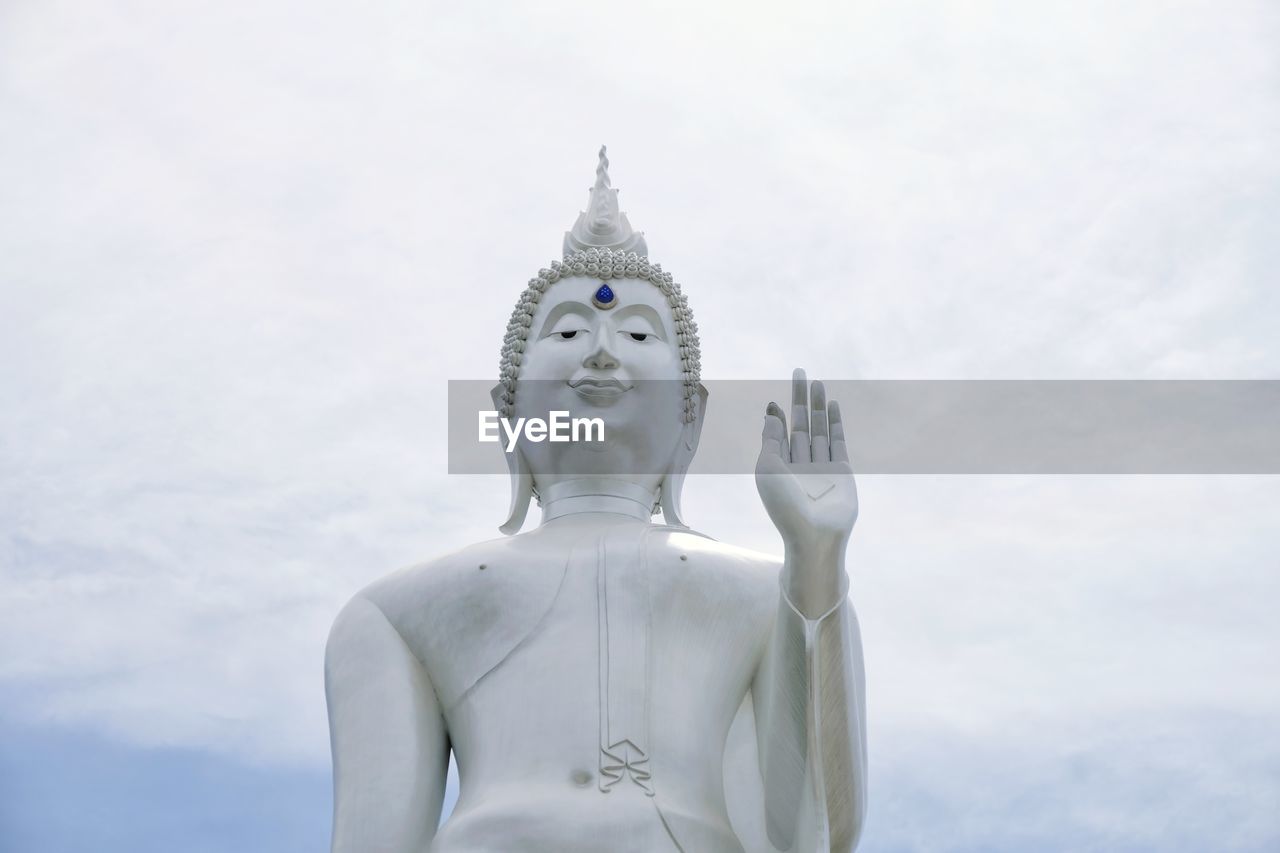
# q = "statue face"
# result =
<box><xmin>514</xmin><ymin>275</ymin><xmax>687</xmax><ymax>487</ymax></box>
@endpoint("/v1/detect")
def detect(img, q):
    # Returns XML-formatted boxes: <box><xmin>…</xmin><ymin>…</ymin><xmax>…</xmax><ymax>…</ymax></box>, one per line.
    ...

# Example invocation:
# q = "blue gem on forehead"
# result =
<box><xmin>592</xmin><ymin>283</ymin><xmax>616</xmax><ymax>309</ymax></box>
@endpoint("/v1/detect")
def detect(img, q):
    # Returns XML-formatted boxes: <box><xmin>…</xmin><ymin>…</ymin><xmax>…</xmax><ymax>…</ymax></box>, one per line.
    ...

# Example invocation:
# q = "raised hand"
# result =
<box><xmin>755</xmin><ymin>369</ymin><xmax>858</xmax><ymax>615</ymax></box>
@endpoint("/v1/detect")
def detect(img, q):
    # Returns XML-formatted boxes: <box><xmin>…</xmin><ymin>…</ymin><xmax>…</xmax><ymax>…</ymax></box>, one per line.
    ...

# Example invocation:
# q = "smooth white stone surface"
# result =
<box><xmin>326</xmin><ymin>151</ymin><xmax>867</xmax><ymax>852</ymax></box>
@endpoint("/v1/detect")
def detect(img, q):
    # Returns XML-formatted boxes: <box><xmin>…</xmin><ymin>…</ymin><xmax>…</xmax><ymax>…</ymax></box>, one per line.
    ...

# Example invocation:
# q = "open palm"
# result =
<box><xmin>755</xmin><ymin>369</ymin><xmax>858</xmax><ymax>546</ymax></box>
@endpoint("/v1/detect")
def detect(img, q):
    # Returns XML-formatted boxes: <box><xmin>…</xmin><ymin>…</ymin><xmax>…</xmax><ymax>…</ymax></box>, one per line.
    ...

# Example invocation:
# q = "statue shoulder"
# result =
<box><xmin>654</xmin><ymin>527</ymin><xmax>783</xmax><ymax>610</ymax></box>
<box><xmin>336</xmin><ymin>534</ymin><xmax>571</xmax><ymax>709</ymax></box>
<box><xmin>659</xmin><ymin>528</ymin><xmax>782</xmax><ymax>578</ymax></box>
<box><xmin>355</xmin><ymin>536</ymin><xmax>514</xmax><ymax>611</ymax></box>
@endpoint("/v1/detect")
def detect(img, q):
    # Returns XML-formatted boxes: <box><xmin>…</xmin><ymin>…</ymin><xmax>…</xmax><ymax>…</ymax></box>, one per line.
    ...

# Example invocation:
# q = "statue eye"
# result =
<box><xmin>558</xmin><ymin>330</ymin><xmax>583</xmax><ymax>340</ymax></box>
<box><xmin>627</xmin><ymin>332</ymin><xmax>651</xmax><ymax>342</ymax></box>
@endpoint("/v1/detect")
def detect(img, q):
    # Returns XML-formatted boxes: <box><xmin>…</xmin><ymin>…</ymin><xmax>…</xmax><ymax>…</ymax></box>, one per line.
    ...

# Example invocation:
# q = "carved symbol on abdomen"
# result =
<box><xmin>599</xmin><ymin>738</ymin><xmax>654</xmax><ymax>796</ymax></box>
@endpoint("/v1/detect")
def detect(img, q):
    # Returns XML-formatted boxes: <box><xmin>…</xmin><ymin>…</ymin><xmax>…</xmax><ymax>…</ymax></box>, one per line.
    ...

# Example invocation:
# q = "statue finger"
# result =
<box><xmin>810</xmin><ymin>380</ymin><xmax>829</xmax><ymax>462</ymax></box>
<box><xmin>790</xmin><ymin>368</ymin><xmax>811</xmax><ymax>462</ymax></box>
<box><xmin>762</xmin><ymin>403</ymin><xmax>787</xmax><ymax>459</ymax></box>
<box><xmin>829</xmin><ymin>400</ymin><xmax>850</xmax><ymax>463</ymax></box>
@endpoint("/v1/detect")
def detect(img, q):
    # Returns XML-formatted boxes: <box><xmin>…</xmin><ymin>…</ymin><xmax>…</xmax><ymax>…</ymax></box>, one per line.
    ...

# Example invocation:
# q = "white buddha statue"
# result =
<box><xmin>325</xmin><ymin>147</ymin><xmax>867</xmax><ymax>852</ymax></box>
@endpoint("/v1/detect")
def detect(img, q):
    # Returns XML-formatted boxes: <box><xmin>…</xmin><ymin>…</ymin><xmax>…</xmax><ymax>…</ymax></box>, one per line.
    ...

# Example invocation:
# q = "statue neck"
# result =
<box><xmin>539</xmin><ymin>478</ymin><xmax>658</xmax><ymax>524</ymax></box>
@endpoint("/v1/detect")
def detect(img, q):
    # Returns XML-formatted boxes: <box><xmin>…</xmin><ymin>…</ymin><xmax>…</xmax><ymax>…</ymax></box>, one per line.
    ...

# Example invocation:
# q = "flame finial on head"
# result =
<box><xmin>563</xmin><ymin>145</ymin><xmax>648</xmax><ymax>256</ymax></box>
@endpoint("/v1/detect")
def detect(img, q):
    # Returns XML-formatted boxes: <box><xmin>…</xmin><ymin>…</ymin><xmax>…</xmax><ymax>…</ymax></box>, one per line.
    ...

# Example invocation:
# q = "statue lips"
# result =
<box><xmin>568</xmin><ymin>376</ymin><xmax>633</xmax><ymax>402</ymax></box>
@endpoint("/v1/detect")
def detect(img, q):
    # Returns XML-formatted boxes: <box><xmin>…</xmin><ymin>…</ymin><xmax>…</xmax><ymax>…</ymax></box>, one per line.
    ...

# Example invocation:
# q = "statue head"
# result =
<box><xmin>494</xmin><ymin>148</ymin><xmax>705</xmax><ymax>533</ymax></box>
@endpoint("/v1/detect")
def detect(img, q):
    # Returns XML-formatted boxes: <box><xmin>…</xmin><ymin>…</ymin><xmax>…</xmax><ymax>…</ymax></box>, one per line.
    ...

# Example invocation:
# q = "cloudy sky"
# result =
<box><xmin>2</xmin><ymin>1</ymin><xmax>1278</xmax><ymax>850</ymax></box>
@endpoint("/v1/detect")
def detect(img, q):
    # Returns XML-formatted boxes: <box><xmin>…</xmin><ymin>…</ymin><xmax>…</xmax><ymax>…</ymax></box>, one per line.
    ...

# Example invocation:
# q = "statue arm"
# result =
<box><xmin>752</xmin><ymin>561</ymin><xmax>868</xmax><ymax>853</ymax></box>
<box><xmin>325</xmin><ymin>595</ymin><xmax>450</xmax><ymax>853</ymax></box>
<box><xmin>752</xmin><ymin>371</ymin><xmax>868</xmax><ymax>851</ymax></box>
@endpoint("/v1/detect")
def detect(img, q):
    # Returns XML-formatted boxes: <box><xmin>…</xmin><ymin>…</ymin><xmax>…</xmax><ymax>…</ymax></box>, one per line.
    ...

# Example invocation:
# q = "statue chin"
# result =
<box><xmin>513</xmin><ymin>395</ymin><xmax>684</xmax><ymax>500</ymax></box>
<box><xmin>520</xmin><ymin>428</ymin><xmax>681</xmax><ymax>489</ymax></box>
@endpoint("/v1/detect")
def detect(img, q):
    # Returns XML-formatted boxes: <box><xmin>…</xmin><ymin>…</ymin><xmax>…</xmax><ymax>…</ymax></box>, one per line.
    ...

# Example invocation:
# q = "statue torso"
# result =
<box><xmin>364</xmin><ymin>514</ymin><xmax>781</xmax><ymax>852</ymax></box>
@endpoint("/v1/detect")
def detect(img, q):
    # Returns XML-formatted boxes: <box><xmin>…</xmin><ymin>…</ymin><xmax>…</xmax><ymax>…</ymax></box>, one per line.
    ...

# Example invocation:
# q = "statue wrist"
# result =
<box><xmin>782</xmin><ymin>535</ymin><xmax>849</xmax><ymax>618</ymax></box>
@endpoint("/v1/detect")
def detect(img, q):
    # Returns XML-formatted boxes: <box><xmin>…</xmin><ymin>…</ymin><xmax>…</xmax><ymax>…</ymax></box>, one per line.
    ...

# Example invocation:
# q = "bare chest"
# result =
<box><xmin>406</xmin><ymin>534</ymin><xmax>773</xmax><ymax>792</ymax></box>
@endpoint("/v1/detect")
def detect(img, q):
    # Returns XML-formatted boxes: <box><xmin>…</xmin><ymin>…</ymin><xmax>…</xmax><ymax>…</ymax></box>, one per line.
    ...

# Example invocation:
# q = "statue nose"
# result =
<box><xmin>582</xmin><ymin>328</ymin><xmax>619</xmax><ymax>370</ymax></box>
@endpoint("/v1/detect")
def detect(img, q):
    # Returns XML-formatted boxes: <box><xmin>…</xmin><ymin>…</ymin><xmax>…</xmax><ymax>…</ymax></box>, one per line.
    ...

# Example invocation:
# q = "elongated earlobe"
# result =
<box><xmin>492</xmin><ymin>383</ymin><xmax>534</xmax><ymax>535</ymax></box>
<box><xmin>659</xmin><ymin>383</ymin><xmax>708</xmax><ymax>527</ymax></box>
<box><xmin>499</xmin><ymin>447</ymin><xmax>534</xmax><ymax>535</ymax></box>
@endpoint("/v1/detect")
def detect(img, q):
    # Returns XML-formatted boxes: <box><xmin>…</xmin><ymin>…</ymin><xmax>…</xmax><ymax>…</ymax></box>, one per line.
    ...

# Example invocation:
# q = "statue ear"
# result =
<box><xmin>491</xmin><ymin>384</ymin><xmax>534</xmax><ymax>535</ymax></box>
<box><xmin>659</xmin><ymin>382</ymin><xmax>708</xmax><ymax>528</ymax></box>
